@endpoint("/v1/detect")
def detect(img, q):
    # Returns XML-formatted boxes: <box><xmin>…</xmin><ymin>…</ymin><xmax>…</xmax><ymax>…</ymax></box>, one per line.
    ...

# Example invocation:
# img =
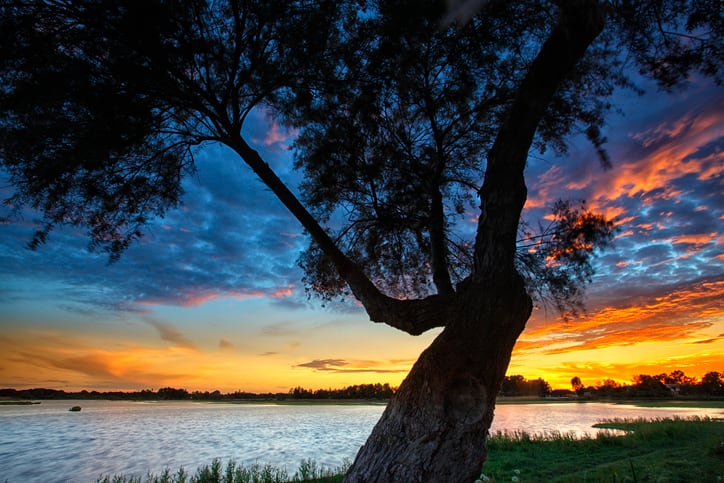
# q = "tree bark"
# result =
<box><xmin>344</xmin><ymin>275</ymin><xmax>532</xmax><ymax>482</ymax></box>
<box><xmin>344</xmin><ymin>2</ymin><xmax>606</xmax><ymax>481</ymax></box>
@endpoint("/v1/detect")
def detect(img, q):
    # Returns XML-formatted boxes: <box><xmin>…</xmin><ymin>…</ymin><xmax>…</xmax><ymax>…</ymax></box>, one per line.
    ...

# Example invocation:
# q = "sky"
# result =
<box><xmin>0</xmin><ymin>73</ymin><xmax>722</xmax><ymax>394</ymax></box>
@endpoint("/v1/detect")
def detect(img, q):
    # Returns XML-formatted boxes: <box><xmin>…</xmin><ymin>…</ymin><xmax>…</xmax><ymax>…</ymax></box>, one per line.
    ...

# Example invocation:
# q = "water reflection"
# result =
<box><xmin>0</xmin><ymin>400</ymin><xmax>720</xmax><ymax>482</ymax></box>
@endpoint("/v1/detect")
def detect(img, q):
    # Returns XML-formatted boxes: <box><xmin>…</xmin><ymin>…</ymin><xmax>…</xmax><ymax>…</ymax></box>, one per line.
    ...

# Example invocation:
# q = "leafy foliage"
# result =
<box><xmin>610</xmin><ymin>0</ymin><xmax>723</xmax><ymax>89</ymax></box>
<box><xmin>286</xmin><ymin>1</ymin><xmax>627</xmax><ymax>303</ymax></box>
<box><xmin>0</xmin><ymin>0</ymin><xmax>719</xmax><ymax>312</ymax></box>
<box><xmin>0</xmin><ymin>1</ymin><xmax>199</xmax><ymax>257</ymax></box>
<box><xmin>0</xmin><ymin>0</ymin><xmax>337</xmax><ymax>258</ymax></box>
<box><xmin>516</xmin><ymin>200</ymin><xmax>615</xmax><ymax>316</ymax></box>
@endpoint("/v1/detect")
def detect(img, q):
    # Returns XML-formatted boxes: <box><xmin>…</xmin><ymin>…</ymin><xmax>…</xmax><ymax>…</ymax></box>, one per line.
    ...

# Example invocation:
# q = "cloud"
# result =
<box><xmin>689</xmin><ymin>333</ymin><xmax>724</xmax><ymax>345</ymax></box>
<box><xmin>219</xmin><ymin>338</ymin><xmax>234</xmax><ymax>351</ymax></box>
<box><xmin>295</xmin><ymin>358</ymin><xmax>411</xmax><ymax>374</ymax></box>
<box><xmin>0</xmin><ymin>329</ymin><xmax>210</xmax><ymax>390</ymax></box>
<box><xmin>0</xmin><ymin>138</ymin><xmax>311</xmax><ymax>314</ymax></box>
<box><xmin>518</xmin><ymin>277</ymin><xmax>724</xmax><ymax>355</ymax></box>
<box><xmin>10</xmin><ymin>351</ymin><xmax>120</xmax><ymax>381</ymax></box>
<box><xmin>145</xmin><ymin>318</ymin><xmax>198</xmax><ymax>351</ymax></box>
<box><xmin>296</xmin><ymin>359</ymin><xmax>348</xmax><ymax>371</ymax></box>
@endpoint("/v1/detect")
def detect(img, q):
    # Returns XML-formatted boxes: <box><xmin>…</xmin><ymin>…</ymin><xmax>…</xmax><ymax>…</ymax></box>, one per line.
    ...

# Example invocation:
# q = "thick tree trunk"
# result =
<box><xmin>344</xmin><ymin>274</ymin><xmax>532</xmax><ymax>483</ymax></box>
<box><xmin>344</xmin><ymin>3</ymin><xmax>605</xmax><ymax>481</ymax></box>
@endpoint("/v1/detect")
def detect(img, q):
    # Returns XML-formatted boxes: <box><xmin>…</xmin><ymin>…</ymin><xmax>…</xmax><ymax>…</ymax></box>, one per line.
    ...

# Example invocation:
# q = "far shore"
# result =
<box><xmin>495</xmin><ymin>396</ymin><xmax>724</xmax><ymax>408</ymax></box>
<box><xmin>2</xmin><ymin>396</ymin><xmax>722</xmax><ymax>409</ymax></box>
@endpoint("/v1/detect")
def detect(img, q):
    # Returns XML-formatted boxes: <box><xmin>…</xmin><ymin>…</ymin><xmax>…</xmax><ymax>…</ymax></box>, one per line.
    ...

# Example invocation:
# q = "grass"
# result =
<box><xmin>96</xmin><ymin>458</ymin><xmax>346</xmax><ymax>483</ymax></box>
<box><xmin>98</xmin><ymin>417</ymin><xmax>723</xmax><ymax>483</ymax></box>
<box><xmin>479</xmin><ymin>416</ymin><xmax>724</xmax><ymax>482</ymax></box>
<box><xmin>619</xmin><ymin>399</ymin><xmax>724</xmax><ymax>409</ymax></box>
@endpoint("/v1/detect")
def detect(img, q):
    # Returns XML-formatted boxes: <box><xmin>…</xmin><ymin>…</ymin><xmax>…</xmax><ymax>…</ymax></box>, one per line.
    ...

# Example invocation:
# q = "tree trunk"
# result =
<box><xmin>344</xmin><ymin>3</ymin><xmax>605</xmax><ymax>481</ymax></box>
<box><xmin>344</xmin><ymin>274</ymin><xmax>532</xmax><ymax>483</ymax></box>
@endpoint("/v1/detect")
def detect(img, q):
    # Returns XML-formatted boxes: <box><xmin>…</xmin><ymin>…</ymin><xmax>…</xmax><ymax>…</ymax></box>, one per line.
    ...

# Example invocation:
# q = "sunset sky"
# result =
<box><xmin>1</xmin><ymin>73</ymin><xmax>722</xmax><ymax>394</ymax></box>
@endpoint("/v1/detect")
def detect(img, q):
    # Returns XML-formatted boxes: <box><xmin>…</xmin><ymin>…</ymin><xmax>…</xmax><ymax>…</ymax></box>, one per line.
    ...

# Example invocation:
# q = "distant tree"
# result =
<box><xmin>156</xmin><ymin>387</ymin><xmax>190</xmax><ymax>400</ymax></box>
<box><xmin>531</xmin><ymin>377</ymin><xmax>552</xmax><ymax>398</ymax></box>
<box><xmin>665</xmin><ymin>370</ymin><xmax>685</xmax><ymax>384</ymax></box>
<box><xmin>700</xmin><ymin>371</ymin><xmax>724</xmax><ymax>396</ymax></box>
<box><xmin>289</xmin><ymin>386</ymin><xmax>314</xmax><ymax>399</ymax></box>
<box><xmin>501</xmin><ymin>375</ymin><xmax>527</xmax><ymax>397</ymax></box>
<box><xmin>1</xmin><ymin>1</ymin><xmax>719</xmax><ymax>480</ymax></box>
<box><xmin>500</xmin><ymin>375</ymin><xmax>550</xmax><ymax>397</ymax></box>
<box><xmin>663</xmin><ymin>370</ymin><xmax>698</xmax><ymax>389</ymax></box>
<box><xmin>571</xmin><ymin>376</ymin><xmax>584</xmax><ymax>395</ymax></box>
<box><xmin>631</xmin><ymin>375</ymin><xmax>670</xmax><ymax>398</ymax></box>
<box><xmin>595</xmin><ymin>378</ymin><xmax>621</xmax><ymax>398</ymax></box>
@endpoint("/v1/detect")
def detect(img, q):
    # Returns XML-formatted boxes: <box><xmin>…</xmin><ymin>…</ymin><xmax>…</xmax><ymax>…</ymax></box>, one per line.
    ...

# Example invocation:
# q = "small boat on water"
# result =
<box><xmin>68</xmin><ymin>406</ymin><xmax>81</xmax><ymax>412</ymax></box>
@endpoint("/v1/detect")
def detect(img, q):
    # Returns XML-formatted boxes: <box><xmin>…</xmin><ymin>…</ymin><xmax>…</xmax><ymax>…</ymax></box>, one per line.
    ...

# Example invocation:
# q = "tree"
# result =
<box><xmin>630</xmin><ymin>374</ymin><xmax>670</xmax><ymax>397</ymax></box>
<box><xmin>701</xmin><ymin>371</ymin><xmax>724</xmax><ymax>396</ymax></box>
<box><xmin>595</xmin><ymin>378</ymin><xmax>621</xmax><ymax>398</ymax></box>
<box><xmin>1</xmin><ymin>1</ymin><xmax>719</xmax><ymax>481</ymax></box>
<box><xmin>501</xmin><ymin>375</ymin><xmax>527</xmax><ymax>397</ymax></box>
<box><xmin>571</xmin><ymin>376</ymin><xmax>584</xmax><ymax>394</ymax></box>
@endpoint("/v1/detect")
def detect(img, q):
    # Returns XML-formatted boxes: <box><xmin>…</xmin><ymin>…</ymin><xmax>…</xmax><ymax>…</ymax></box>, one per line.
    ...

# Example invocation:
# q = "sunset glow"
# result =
<box><xmin>1</xmin><ymin>77</ymin><xmax>722</xmax><ymax>394</ymax></box>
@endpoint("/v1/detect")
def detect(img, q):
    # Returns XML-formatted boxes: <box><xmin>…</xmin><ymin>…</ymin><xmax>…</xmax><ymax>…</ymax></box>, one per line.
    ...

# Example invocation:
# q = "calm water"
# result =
<box><xmin>0</xmin><ymin>400</ymin><xmax>720</xmax><ymax>482</ymax></box>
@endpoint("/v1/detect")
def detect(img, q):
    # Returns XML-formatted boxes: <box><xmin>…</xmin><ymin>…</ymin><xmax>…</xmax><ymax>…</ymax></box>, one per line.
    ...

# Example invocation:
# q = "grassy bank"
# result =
<box><xmin>98</xmin><ymin>459</ymin><xmax>346</xmax><ymax>483</ymax></box>
<box><xmin>99</xmin><ymin>417</ymin><xmax>722</xmax><ymax>483</ymax></box>
<box><xmin>480</xmin><ymin>416</ymin><xmax>723</xmax><ymax>482</ymax></box>
<box><xmin>494</xmin><ymin>397</ymin><xmax>724</xmax><ymax>408</ymax></box>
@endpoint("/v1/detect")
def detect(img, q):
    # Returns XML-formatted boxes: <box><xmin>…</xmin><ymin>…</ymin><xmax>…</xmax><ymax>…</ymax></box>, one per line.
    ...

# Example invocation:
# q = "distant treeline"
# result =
<box><xmin>0</xmin><ymin>383</ymin><xmax>395</xmax><ymax>401</ymax></box>
<box><xmin>502</xmin><ymin>370</ymin><xmax>724</xmax><ymax>398</ymax></box>
<box><xmin>288</xmin><ymin>383</ymin><xmax>394</xmax><ymax>400</ymax></box>
<box><xmin>1</xmin><ymin>370</ymin><xmax>721</xmax><ymax>401</ymax></box>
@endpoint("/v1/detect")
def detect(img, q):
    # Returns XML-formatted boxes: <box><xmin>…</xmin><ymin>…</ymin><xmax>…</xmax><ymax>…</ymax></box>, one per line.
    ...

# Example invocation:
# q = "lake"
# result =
<box><xmin>0</xmin><ymin>400</ymin><xmax>721</xmax><ymax>482</ymax></box>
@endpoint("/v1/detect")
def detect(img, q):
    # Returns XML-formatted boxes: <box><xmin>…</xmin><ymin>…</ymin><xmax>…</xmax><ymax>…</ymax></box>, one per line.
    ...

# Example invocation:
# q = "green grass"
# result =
<box><xmin>99</xmin><ymin>417</ymin><xmax>723</xmax><ymax>483</ymax></box>
<box><xmin>479</xmin><ymin>416</ymin><xmax>724</xmax><ymax>482</ymax></box>
<box><xmin>618</xmin><ymin>399</ymin><xmax>724</xmax><ymax>409</ymax></box>
<box><xmin>97</xmin><ymin>458</ymin><xmax>345</xmax><ymax>483</ymax></box>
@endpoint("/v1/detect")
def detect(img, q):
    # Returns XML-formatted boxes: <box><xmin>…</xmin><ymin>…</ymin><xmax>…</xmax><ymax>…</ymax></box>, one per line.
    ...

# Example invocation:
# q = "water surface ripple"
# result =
<box><xmin>0</xmin><ymin>400</ymin><xmax>719</xmax><ymax>482</ymax></box>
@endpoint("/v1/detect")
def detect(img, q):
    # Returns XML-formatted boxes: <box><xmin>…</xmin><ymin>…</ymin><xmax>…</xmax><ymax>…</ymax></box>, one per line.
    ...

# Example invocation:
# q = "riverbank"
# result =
<box><xmin>100</xmin><ymin>417</ymin><xmax>722</xmax><ymax>482</ymax></box>
<box><xmin>480</xmin><ymin>416</ymin><xmax>723</xmax><ymax>482</ymax></box>
<box><xmin>495</xmin><ymin>396</ymin><xmax>724</xmax><ymax>408</ymax></box>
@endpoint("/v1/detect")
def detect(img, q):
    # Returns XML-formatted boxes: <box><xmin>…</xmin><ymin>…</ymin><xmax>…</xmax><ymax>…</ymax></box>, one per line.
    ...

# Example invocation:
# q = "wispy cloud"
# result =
<box><xmin>295</xmin><ymin>358</ymin><xmax>412</xmax><ymax>374</ymax></box>
<box><xmin>518</xmin><ymin>278</ymin><xmax>724</xmax><ymax>355</ymax></box>
<box><xmin>219</xmin><ymin>338</ymin><xmax>234</xmax><ymax>351</ymax></box>
<box><xmin>145</xmin><ymin>318</ymin><xmax>198</xmax><ymax>351</ymax></box>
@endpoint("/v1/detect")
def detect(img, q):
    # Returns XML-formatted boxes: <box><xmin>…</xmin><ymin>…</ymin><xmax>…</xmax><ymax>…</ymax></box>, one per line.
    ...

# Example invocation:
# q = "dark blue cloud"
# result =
<box><xmin>0</xmin><ymin>111</ymin><xmax>311</xmax><ymax>314</ymax></box>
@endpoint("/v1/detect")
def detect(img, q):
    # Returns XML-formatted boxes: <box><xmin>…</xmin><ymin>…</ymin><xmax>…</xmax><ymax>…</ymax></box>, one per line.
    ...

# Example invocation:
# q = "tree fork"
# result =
<box><xmin>229</xmin><ymin>136</ymin><xmax>450</xmax><ymax>335</ymax></box>
<box><xmin>344</xmin><ymin>276</ymin><xmax>532</xmax><ymax>482</ymax></box>
<box><xmin>344</xmin><ymin>2</ymin><xmax>607</xmax><ymax>481</ymax></box>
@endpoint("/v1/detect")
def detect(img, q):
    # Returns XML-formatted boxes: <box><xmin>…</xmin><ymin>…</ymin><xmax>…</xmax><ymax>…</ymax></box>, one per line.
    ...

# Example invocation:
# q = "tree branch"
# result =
<box><xmin>229</xmin><ymin>135</ymin><xmax>448</xmax><ymax>335</ymax></box>
<box><xmin>473</xmin><ymin>0</ymin><xmax>607</xmax><ymax>279</ymax></box>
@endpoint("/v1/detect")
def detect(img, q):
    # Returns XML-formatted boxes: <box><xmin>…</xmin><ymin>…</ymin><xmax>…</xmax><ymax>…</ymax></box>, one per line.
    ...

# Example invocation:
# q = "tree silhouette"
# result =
<box><xmin>1</xmin><ymin>1</ymin><xmax>719</xmax><ymax>481</ymax></box>
<box><xmin>571</xmin><ymin>376</ymin><xmax>584</xmax><ymax>394</ymax></box>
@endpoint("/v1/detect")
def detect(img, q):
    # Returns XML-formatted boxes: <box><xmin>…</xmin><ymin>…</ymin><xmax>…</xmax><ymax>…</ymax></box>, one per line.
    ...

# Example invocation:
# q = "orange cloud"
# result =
<box><xmin>518</xmin><ymin>279</ymin><xmax>724</xmax><ymax>355</ymax></box>
<box><xmin>592</xmin><ymin>110</ymin><xmax>722</xmax><ymax>203</ymax></box>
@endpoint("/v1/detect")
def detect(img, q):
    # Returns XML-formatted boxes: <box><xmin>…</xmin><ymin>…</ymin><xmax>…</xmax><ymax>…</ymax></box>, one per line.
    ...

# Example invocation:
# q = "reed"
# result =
<box><xmin>96</xmin><ymin>458</ymin><xmax>346</xmax><ymax>483</ymax></box>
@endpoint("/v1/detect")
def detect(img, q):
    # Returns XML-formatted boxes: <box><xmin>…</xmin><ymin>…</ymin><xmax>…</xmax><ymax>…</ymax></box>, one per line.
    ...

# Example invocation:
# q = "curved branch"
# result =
<box><xmin>229</xmin><ymin>135</ymin><xmax>448</xmax><ymax>335</ymax></box>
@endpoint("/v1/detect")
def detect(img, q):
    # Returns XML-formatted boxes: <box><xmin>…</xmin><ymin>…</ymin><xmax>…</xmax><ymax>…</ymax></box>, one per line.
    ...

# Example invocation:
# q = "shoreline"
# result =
<box><xmin>3</xmin><ymin>397</ymin><xmax>722</xmax><ymax>409</ymax></box>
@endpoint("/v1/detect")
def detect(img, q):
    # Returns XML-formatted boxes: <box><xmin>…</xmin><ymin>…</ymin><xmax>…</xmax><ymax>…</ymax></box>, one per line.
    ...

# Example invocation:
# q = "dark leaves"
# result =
<box><xmin>0</xmin><ymin>0</ymin><xmax>339</xmax><ymax>259</ymax></box>
<box><xmin>516</xmin><ymin>200</ymin><xmax>616</xmax><ymax>317</ymax></box>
